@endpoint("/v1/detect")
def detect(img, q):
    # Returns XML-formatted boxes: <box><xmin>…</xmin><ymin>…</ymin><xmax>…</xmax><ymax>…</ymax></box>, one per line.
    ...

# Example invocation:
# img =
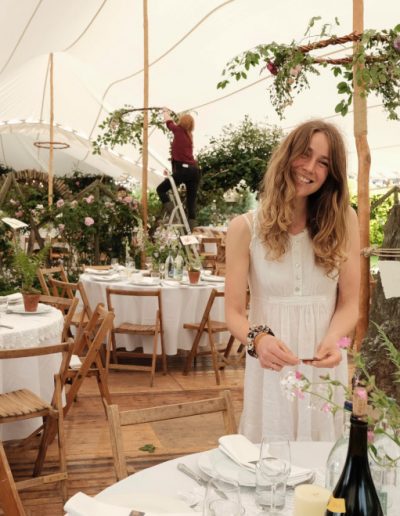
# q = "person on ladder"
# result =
<box><xmin>156</xmin><ymin>107</ymin><xmax>201</xmax><ymax>231</ymax></box>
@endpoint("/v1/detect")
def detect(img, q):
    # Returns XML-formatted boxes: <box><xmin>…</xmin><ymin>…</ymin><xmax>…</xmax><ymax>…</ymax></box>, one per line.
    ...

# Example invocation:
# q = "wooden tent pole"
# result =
<box><xmin>353</xmin><ymin>0</ymin><xmax>371</xmax><ymax>350</ymax></box>
<box><xmin>48</xmin><ymin>53</ymin><xmax>54</xmax><ymax>206</ymax></box>
<box><xmin>142</xmin><ymin>0</ymin><xmax>149</xmax><ymax>240</ymax></box>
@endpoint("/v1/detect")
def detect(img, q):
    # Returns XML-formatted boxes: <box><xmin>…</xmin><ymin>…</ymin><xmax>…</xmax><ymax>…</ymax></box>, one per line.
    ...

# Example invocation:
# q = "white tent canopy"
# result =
<box><xmin>0</xmin><ymin>0</ymin><xmax>398</xmax><ymax>184</ymax></box>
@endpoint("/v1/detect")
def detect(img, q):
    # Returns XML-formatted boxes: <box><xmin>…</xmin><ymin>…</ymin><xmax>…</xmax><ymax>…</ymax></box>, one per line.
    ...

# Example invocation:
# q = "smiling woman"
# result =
<box><xmin>224</xmin><ymin>119</ymin><xmax>360</xmax><ymax>443</ymax></box>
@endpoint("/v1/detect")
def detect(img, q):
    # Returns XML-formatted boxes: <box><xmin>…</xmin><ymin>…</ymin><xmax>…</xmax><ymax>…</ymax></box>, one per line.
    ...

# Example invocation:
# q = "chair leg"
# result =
<box><xmin>208</xmin><ymin>328</ymin><xmax>221</xmax><ymax>385</ymax></box>
<box><xmin>159</xmin><ymin>327</ymin><xmax>167</xmax><ymax>376</ymax></box>
<box><xmin>183</xmin><ymin>329</ymin><xmax>202</xmax><ymax>375</ymax></box>
<box><xmin>150</xmin><ymin>330</ymin><xmax>158</xmax><ymax>387</ymax></box>
<box><xmin>219</xmin><ymin>334</ymin><xmax>236</xmax><ymax>369</ymax></box>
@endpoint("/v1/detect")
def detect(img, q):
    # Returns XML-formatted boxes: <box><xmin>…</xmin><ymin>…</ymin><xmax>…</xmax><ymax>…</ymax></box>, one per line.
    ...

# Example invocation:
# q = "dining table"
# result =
<box><xmin>79</xmin><ymin>270</ymin><xmax>226</xmax><ymax>355</ymax></box>
<box><xmin>92</xmin><ymin>441</ymin><xmax>333</xmax><ymax>515</ymax></box>
<box><xmin>0</xmin><ymin>301</ymin><xmax>64</xmax><ymax>440</ymax></box>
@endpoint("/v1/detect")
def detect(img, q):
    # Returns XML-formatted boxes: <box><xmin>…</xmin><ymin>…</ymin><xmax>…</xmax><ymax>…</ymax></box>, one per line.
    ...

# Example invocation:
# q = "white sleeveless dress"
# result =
<box><xmin>239</xmin><ymin>213</ymin><xmax>348</xmax><ymax>442</ymax></box>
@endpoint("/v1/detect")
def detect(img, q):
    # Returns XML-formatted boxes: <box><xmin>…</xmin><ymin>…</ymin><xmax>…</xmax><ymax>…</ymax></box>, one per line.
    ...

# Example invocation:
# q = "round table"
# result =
<box><xmin>0</xmin><ymin>304</ymin><xmax>64</xmax><ymax>440</ymax></box>
<box><xmin>80</xmin><ymin>272</ymin><xmax>225</xmax><ymax>355</ymax></box>
<box><xmin>94</xmin><ymin>443</ymin><xmax>333</xmax><ymax>515</ymax></box>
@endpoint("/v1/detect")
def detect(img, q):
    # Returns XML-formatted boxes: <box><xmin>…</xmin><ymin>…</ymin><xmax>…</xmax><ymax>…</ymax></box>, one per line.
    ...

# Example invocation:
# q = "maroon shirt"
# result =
<box><xmin>166</xmin><ymin>120</ymin><xmax>196</xmax><ymax>166</ymax></box>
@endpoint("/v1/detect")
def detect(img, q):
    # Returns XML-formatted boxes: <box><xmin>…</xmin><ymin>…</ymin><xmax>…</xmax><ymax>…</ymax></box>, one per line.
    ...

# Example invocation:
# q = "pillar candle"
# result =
<box><xmin>293</xmin><ymin>484</ymin><xmax>331</xmax><ymax>516</ymax></box>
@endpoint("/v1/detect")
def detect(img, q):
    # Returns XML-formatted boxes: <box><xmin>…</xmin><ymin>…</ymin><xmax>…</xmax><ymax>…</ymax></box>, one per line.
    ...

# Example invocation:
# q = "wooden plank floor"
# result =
<box><xmin>4</xmin><ymin>351</ymin><xmax>245</xmax><ymax>515</ymax></box>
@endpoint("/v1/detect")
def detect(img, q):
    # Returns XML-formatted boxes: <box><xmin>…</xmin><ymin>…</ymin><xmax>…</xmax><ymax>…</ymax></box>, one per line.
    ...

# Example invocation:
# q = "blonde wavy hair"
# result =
<box><xmin>258</xmin><ymin>120</ymin><xmax>350</xmax><ymax>275</ymax></box>
<box><xmin>178</xmin><ymin>114</ymin><xmax>194</xmax><ymax>142</ymax></box>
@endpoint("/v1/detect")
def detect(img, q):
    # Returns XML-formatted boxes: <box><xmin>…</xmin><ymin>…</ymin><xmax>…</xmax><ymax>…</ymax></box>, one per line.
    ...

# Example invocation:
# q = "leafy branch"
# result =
<box><xmin>217</xmin><ymin>18</ymin><xmax>400</xmax><ymax>119</ymax></box>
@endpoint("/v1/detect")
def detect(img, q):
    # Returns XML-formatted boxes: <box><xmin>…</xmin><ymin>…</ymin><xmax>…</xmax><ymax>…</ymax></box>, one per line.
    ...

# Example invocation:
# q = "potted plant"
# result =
<box><xmin>13</xmin><ymin>244</ymin><xmax>49</xmax><ymax>311</ymax></box>
<box><xmin>186</xmin><ymin>251</ymin><xmax>202</xmax><ymax>285</ymax></box>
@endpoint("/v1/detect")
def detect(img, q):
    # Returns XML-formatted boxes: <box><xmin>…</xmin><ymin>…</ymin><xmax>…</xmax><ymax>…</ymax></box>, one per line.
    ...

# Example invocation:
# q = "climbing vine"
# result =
<box><xmin>217</xmin><ymin>18</ymin><xmax>400</xmax><ymax>119</ymax></box>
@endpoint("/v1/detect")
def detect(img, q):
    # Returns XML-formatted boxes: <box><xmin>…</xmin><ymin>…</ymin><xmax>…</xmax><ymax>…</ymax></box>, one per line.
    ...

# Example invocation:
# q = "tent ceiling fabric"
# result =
<box><xmin>0</xmin><ymin>0</ymin><xmax>398</xmax><ymax>182</ymax></box>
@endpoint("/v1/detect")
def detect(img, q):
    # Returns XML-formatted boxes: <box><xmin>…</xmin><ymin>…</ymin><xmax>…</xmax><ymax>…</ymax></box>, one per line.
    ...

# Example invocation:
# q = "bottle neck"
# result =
<box><xmin>347</xmin><ymin>415</ymin><xmax>369</xmax><ymax>460</ymax></box>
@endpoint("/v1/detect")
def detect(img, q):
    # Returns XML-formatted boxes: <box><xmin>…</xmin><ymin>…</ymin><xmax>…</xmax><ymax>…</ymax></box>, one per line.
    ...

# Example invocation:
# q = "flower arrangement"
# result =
<box><xmin>136</xmin><ymin>222</ymin><xmax>180</xmax><ymax>265</ymax></box>
<box><xmin>280</xmin><ymin>328</ymin><xmax>400</xmax><ymax>465</ymax></box>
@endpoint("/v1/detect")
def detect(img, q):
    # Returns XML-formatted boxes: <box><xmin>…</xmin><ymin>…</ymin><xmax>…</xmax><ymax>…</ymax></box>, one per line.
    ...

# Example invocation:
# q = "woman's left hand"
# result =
<box><xmin>303</xmin><ymin>338</ymin><xmax>342</xmax><ymax>368</ymax></box>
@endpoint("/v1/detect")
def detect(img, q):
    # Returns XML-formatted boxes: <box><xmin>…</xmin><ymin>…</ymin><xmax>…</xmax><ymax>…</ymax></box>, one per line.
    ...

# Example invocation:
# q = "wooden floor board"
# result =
<box><xmin>3</xmin><ymin>352</ymin><xmax>245</xmax><ymax>515</ymax></box>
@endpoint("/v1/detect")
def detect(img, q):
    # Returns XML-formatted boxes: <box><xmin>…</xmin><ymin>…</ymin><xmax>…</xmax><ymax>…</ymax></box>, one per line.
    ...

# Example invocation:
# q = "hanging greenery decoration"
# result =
<box><xmin>92</xmin><ymin>106</ymin><xmax>178</xmax><ymax>154</ymax></box>
<box><xmin>217</xmin><ymin>18</ymin><xmax>400</xmax><ymax>119</ymax></box>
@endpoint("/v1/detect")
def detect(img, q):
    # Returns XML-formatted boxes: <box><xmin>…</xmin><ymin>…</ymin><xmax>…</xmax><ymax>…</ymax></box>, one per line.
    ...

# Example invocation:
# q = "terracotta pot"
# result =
<box><xmin>188</xmin><ymin>270</ymin><xmax>201</xmax><ymax>284</ymax></box>
<box><xmin>22</xmin><ymin>293</ymin><xmax>41</xmax><ymax>312</ymax></box>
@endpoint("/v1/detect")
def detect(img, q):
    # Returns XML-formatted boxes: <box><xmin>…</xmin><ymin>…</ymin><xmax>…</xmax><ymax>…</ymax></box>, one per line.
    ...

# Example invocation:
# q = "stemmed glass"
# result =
<box><xmin>203</xmin><ymin>475</ymin><xmax>243</xmax><ymax>516</ymax></box>
<box><xmin>111</xmin><ymin>258</ymin><xmax>119</xmax><ymax>272</ymax></box>
<box><xmin>255</xmin><ymin>438</ymin><xmax>291</xmax><ymax>514</ymax></box>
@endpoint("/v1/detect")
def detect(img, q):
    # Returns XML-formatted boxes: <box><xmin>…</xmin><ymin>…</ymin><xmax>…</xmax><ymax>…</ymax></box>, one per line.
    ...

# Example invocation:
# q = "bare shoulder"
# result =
<box><xmin>227</xmin><ymin>212</ymin><xmax>253</xmax><ymax>240</ymax></box>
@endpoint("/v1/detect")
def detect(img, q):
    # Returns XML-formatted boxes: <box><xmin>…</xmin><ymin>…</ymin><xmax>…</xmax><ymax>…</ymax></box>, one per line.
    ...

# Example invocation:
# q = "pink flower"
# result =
<box><xmin>84</xmin><ymin>217</ymin><xmax>94</xmax><ymax>226</ymax></box>
<box><xmin>394</xmin><ymin>35</ymin><xmax>400</xmax><ymax>53</ymax></box>
<box><xmin>294</xmin><ymin>388</ymin><xmax>305</xmax><ymax>400</ymax></box>
<box><xmin>290</xmin><ymin>64</ymin><xmax>302</xmax><ymax>77</ymax></box>
<box><xmin>123</xmin><ymin>196</ymin><xmax>133</xmax><ymax>204</ymax></box>
<box><xmin>322</xmin><ymin>403</ymin><xmax>332</xmax><ymax>413</ymax></box>
<box><xmin>355</xmin><ymin>387</ymin><xmax>368</xmax><ymax>400</ymax></box>
<box><xmin>85</xmin><ymin>195</ymin><xmax>94</xmax><ymax>204</ymax></box>
<box><xmin>367</xmin><ymin>430</ymin><xmax>375</xmax><ymax>444</ymax></box>
<box><xmin>56</xmin><ymin>199</ymin><xmax>64</xmax><ymax>208</ymax></box>
<box><xmin>337</xmin><ymin>337</ymin><xmax>351</xmax><ymax>349</ymax></box>
<box><xmin>295</xmin><ymin>370</ymin><xmax>303</xmax><ymax>380</ymax></box>
<box><xmin>266</xmin><ymin>61</ymin><xmax>279</xmax><ymax>76</ymax></box>
<box><xmin>71</xmin><ymin>200</ymin><xmax>78</xmax><ymax>208</ymax></box>
<box><xmin>15</xmin><ymin>210</ymin><xmax>23</xmax><ymax>218</ymax></box>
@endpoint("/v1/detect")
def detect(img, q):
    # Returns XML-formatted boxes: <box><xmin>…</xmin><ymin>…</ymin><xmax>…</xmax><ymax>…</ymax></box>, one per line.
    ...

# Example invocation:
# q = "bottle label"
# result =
<box><xmin>327</xmin><ymin>496</ymin><xmax>346</xmax><ymax>513</ymax></box>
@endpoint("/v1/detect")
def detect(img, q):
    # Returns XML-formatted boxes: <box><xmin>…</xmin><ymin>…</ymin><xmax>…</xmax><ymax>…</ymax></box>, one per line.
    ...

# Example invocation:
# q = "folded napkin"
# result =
<box><xmin>64</xmin><ymin>492</ymin><xmax>194</xmax><ymax>516</ymax></box>
<box><xmin>219</xmin><ymin>434</ymin><xmax>259</xmax><ymax>471</ymax></box>
<box><xmin>218</xmin><ymin>434</ymin><xmax>313</xmax><ymax>486</ymax></box>
<box><xmin>64</xmin><ymin>492</ymin><xmax>132</xmax><ymax>516</ymax></box>
<box><xmin>6</xmin><ymin>293</ymin><xmax>23</xmax><ymax>304</ymax></box>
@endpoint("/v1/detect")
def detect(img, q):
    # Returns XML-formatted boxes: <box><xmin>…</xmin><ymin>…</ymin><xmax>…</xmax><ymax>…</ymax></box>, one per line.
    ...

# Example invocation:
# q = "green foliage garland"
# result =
<box><xmin>217</xmin><ymin>18</ymin><xmax>400</xmax><ymax>119</ymax></box>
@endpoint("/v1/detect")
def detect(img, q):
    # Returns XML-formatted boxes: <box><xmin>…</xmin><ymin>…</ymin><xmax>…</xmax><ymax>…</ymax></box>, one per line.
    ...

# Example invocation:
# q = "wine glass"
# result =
<box><xmin>255</xmin><ymin>438</ymin><xmax>291</xmax><ymax>513</ymax></box>
<box><xmin>111</xmin><ymin>258</ymin><xmax>119</xmax><ymax>273</ymax></box>
<box><xmin>203</xmin><ymin>476</ymin><xmax>243</xmax><ymax>516</ymax></box>
<box><xmin>159</xmin><ymin>263</ymin><xmax>166</xmax><ymax>280</ymax></box>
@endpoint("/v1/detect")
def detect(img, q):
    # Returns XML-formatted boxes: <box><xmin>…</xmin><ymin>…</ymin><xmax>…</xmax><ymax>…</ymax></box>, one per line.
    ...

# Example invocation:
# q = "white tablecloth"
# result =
<box><xmin>0</xmin><ymin>305</ymin><xmax>64</xmax><ymax>439</ymax></box>
<box><xmin>80</xmin><ymin>274</ymin><xmax>225</xmax><ymax>355</ymax></box>
<box><xmin>94</xmin><ymin>443</ymin><xmax>333</xmax><ymax>515</ymax></box>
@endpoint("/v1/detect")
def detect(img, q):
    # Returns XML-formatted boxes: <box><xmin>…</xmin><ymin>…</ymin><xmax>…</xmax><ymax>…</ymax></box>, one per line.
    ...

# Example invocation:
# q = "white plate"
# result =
<box><xmin>90</xmin><ymin>275</ymin><xmax>122</xmax><ymax>282</ymax></box>
<box><xmin>180</xmin><ymin>281</ymin><xmax>208</xmax><ymax>287</ymax></box>
<box><xmin>198</xmin><ymin>449</ymin><xmax>315</xmax><ymax>488</ymax></box>
<box><xmin>129</xmin><ymin>279</ymin><xmax>161</xmax><ymax>286</ymax></box>
<box><xmin>8</xmin><ymin>303</ymin><xmax>52</xmax><ymax>315</ymax></box>
<box><xmin>204</xmin><ymin>275</ymin><xmax>225</xmax><ymax>283</ymax></box>
<box><xmin>198</xmin><ymin>449</ymin><xmax>256</xmax><ymax>487</ymax></box>
<box><xmin>97</xmin><ymin>492</ymin><xmax>193</xmax><ymax>513</ymax></box>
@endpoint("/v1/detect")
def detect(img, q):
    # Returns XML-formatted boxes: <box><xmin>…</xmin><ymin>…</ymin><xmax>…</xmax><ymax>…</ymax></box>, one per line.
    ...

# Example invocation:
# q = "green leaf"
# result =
<box><xmin>139</xmin><ymin>443</ymin><xmax>156</xmax><ymax>453</ymax></box>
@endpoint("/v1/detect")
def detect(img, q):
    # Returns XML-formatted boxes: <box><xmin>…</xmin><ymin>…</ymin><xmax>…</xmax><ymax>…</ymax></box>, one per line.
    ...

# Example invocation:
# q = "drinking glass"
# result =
<box><xmin>203</xmin><ymin>476</ymin><xmax>243</xmax><ymax>516</ymax></box>
<box><xmin>111</xmin><ymin>258</ymin><xmax>119</xmax><ymax>272</ymax></box>
<box><xmin>159</xmin><ymin>263</ymin><xmax>166</xmax><ymax>280</ymax></box>
<box><xmin>255</xmin><ymin>439</ymin><xmax>291</xmax><ymax>513</ymax></box>
<box><xmin>125</xmin><ymin>258</ymin><xmax>135</xmax><ymax>278</ymax></box>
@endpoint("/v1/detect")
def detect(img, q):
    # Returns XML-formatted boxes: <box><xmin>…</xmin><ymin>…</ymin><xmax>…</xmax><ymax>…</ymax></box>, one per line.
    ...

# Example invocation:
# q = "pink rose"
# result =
<box><xmin>84</xmin><ymin>217</ymin><xmax>94</xmax><ymax>226</ymax></box>
<box><xmin>56</xmin><ymin>199</ymin><xmax>64</xmax><ymax>208</ymax></box>
<box><xmin>295</xmin><ymin>370</ymin><xmax>303</xmax><ymax>380</ymax></box>
<box><xmin>266</xmin><ymin>61</ymin><xmax>279</xmax><ymax>76</ymax></box>
<box><xmin>355</xmin><ymin>387</ymin><xmax>368</xmax><ymax>400</ymax></box>
<box><xmin>85</xmin><ymin>195</ymin><xmax>94</xmax><ymax>204</ymax></box>
<box><xmin>322</xmin><ymin>403</ymin><xmax>332</xmax><ymax>413</ymax></box>
<box><xmin>123</xmin><ymin>196</ymin><xmax>133</xmax><ymax>204</ymax></box>
<box><xmin>15</xmin><ymin>210</ymin><xmax>23</xmax><ymax>218</ymax></box>
<box><xmin>337</xmin><ymin>337</ymin><xmax>351</xmax><ymax>349</ymax></box>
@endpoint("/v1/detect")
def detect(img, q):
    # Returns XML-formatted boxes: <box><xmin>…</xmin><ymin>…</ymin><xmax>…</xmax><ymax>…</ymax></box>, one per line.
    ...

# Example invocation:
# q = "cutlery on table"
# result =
<box><xmin>177</xmin><ymin>463</ymin><xmax>228</xmax><ymax>499</ymax></box>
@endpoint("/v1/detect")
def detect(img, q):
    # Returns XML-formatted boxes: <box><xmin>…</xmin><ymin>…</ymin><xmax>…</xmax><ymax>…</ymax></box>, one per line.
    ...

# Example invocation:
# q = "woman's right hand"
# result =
<box><xmin>255</xmin><ymin>334</ymin><xmax>300</xmax><ymax>372</ymax></box>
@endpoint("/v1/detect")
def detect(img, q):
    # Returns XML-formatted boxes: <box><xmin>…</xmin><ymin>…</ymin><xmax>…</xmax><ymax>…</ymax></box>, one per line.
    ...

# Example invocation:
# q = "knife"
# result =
<box><xmin>177</xmin><ymin>463</ymin><xmax>228</xmax><ymax>499</ymax></box>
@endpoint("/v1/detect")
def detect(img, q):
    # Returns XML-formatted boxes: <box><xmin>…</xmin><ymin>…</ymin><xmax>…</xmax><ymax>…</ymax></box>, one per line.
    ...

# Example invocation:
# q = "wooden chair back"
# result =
<box><xmin>38</xmin><ymin>295</ymin><xmax>79</xmax><ymax>340</ymax></box>
<box><xmin>106</xmin><ymin>390</ymin><xmax>237</xmax><ymax>481</ymax></box>
<box><xmin>0</xmin><ymin>340</ymin><xmax>74</xmax><ymax>502</ymax></box>
<box><xmin>183</xmin><ymin>288</ymin><xmax>235</xmax><ymax>384</ymax></box>
<box><xmin>199</xmin><ymin>237</ymin><xmax>222</xmax><ymax>273</ymax></box>
<box><xmin>37</xmin><ymin>265</ymin><xmax>68</xmax><ymax>296</ymax></box>
<box><xmin>105</xmin><ymin>288</ymin><xmax>167</xmax><ymax>387</ymax></box>
<box><xmin>0</xmin><ymin>441</ymin><xmax>26</xmax><ymax>515</ymax></box>
<box><xmin>63</xmin><ymin>303</ymin><xmax>114</xmax><ymax>417</ymax></box>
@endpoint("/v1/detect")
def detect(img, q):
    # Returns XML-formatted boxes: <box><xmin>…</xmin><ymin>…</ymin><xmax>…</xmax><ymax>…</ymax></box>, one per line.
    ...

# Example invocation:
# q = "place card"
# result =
<box><xmin>293</xmin><ymin>484</ymin><xmax>331</xmax><ymax>516</ymax></box>
<box><xmin>1</xmin><ymin>217</ymin><xmax>28</xmax><ymax>229</ymax></box>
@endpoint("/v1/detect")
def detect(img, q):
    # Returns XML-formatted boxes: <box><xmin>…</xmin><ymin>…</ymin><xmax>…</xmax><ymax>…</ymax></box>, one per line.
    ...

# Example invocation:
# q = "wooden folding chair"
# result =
<box><xmin>199</xmin><ymin>237</ymin><xmax>222</xmax><ymax>274</ymax></box>
<box><xmin>63</xmin><ymin>303</ymin><xmax>114</xmax><ymax>417</ymax></box>
<box><xmin>0</xmin><ymin>441</ymin><xmax>26</xmax><ymax>515</ymax></box>
<box><xmin>0</xmin><ymin>340</ymin><xmax>74</xmax><ymax>502</ymax></box>
<box><xmin>106</xmin><ymin>390</ymin><xmax>237</xmax><ymax>481</ymax></box>
<box><xmin>83</xmin><ymin>265</ymin><xmax>112</xmax><ymax>271</ymax></box>
<box><xmin>49</xmin><ymin>278</ymin><xmax>92</xmax><ymax>340</ymax></box>
<box><xmin>37</xmin><ymin>265</ymin><xmax>68</xmax><ymax>296</ymax></box>
<box><xmin>182</xmin><ymin>288</ymin><xmax>236</xmax><ymax>385</ymax></box>
<box><xmin>105</xmin><ymin>288</ymin><xmax>167</xmax><ymax>387</ymax></box>
<box><xmin>38</xmin><ymin>295</ymin><xmax>79</xmax><ymax>340</ymax></box>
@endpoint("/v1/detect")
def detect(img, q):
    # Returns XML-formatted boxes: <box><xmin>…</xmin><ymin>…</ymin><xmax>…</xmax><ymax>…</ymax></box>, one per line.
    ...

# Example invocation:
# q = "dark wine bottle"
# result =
<box><xmin>325</xmin><ymin>388</ymin><xmax>383</xmax><ymax>516</ymax></box>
